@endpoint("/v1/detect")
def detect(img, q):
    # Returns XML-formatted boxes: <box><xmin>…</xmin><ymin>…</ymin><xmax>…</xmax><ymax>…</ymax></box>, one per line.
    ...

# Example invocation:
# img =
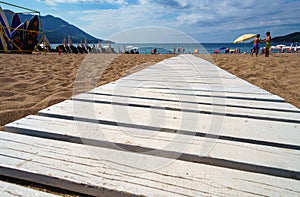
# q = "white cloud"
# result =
<box><xmin>69</xmin><ymin>1</ymin><xmax>174</xmax><ymax>38</ymax></box>
<box><xmin>108</xmin><ymin>27</ymin><xmax>198</xmax><ymax>43</ymax></box>
<box><xmin>46</xmin><ymin>0</ymin><xmax>300</xmax><ymax>42</ymax></box>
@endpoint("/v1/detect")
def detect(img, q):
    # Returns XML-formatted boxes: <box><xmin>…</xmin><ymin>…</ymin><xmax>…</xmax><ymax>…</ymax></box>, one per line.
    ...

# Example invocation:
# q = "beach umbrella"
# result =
<box><xmin>68</xmin><ymin>36</ymin><xmax>73</xmax><ymax>46</ymax></box>
<box><xmin>233</xmin><ymin>34</ymin><xmax>257</xmax><ymax>44</ymax></box>
<box><xmin>276</xmin><ymin>44</ymin><xmax>286</xmax><ymax>48</ymax></box>
<box><xmin>84</xmin><ymin>39</ymin><xmax>88</xmax><ymax>48</ymax></box>
<box><xmin>62</xmin><ymin>37</ymin><xmax>67</xmax><ymax>47</ymax></box>
<box><xmin>126</xmin><ymin>45</ymin><xmax>135</xmax><ymax>49</ymax></box>
<box><xmin>108</xmin><ymin>42</ymin><xmax>112</xmax><ymax>53</ymax></box>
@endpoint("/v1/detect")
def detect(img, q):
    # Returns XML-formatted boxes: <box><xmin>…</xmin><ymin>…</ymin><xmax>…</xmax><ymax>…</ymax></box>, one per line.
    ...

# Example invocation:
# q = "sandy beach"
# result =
<box><xmin>198</xmin><ymin>53</ymin><xmax>300</xmax><ymax>109</ymax></box>
<box><xmin>0</xmin><ymin>52</ymin><xmax>299</xmax><ymax>196</ymax></box>
<box><xmin>0</xmin><ymin>53</ymin><xmax>176</xmax><ymax>130</ymax></box>
<box><xmin>1</xmin><ymin>53</ymin><xmax>299</xmax><ymax>130</ymax></box>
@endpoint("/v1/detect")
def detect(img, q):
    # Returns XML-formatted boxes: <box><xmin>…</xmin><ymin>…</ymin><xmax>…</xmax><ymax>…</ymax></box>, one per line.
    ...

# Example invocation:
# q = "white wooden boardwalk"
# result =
<box><xmin>2</xmin><ymin>54</ymin><xmax>300</xmax><ymax>196</ymax></box>
<box><xmin>0</xmin><ymin>181</ymin><xmax>59</xmax><ymax>197</ymax></box>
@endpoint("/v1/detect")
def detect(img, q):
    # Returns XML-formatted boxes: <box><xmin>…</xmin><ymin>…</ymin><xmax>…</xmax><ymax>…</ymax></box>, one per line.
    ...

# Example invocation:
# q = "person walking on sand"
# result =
<box><xmin>251</xmin><ymin>34</ymin><xmax>260</xmax><ymax>57</ymax></box>
<box><xmin>263</xmin><ymin>31</ymin><xmax>271</xmax><ymax>57</ymax></box>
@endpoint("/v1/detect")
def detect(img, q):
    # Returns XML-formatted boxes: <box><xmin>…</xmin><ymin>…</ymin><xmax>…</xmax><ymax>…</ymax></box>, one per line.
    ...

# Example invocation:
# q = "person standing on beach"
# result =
<box><xmin>251</xmin><ymin>34</ymin><xmax>260</xmax><ymax>57</ymax></box>
<box><xmin>263</xmin><ymin>31</ymin><xmax>271</xmax><ymax>57</ymax></box>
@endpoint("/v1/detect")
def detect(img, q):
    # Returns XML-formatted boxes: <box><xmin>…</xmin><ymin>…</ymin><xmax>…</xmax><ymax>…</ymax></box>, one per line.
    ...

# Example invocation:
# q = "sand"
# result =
<box><xmin>197</xmin><ymin>53</ymin><xmax>300</xmax><ymax>108</ymax></box>
<box><xmin>1</xmin><ymin>53</ymin><xmax>299</xmax><ymax>131</ymax></box>
<box><xmin>0</xmin><ymin>53</ymin><xmax>176</xmax><ymax>130</ymax></box>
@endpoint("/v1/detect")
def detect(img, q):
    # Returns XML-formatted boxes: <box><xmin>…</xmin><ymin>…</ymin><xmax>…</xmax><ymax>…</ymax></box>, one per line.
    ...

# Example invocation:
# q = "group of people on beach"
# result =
<box><xmin>173</xmin><ymin>46</ymin><xmax>185</xmax><ymax>54</ymax></box>
<box><xmin>251</xmin><ymin>31</ymin><xmax>271</xmax><ymax>57</ymax></box>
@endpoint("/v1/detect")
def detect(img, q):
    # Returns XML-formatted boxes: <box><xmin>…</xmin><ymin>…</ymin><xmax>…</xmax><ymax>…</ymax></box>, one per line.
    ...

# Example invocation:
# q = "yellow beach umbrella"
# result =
<box><xmin>233</xmin><ymin>34</ymin><xmax>257</xmax><ymax>44</ymax></box>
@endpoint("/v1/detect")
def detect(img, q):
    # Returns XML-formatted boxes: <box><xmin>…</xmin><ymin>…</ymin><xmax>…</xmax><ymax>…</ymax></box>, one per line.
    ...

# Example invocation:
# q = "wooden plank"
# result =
<box><xmin>129</xmin><ymin>73</ymin><xmax>237</xmax><ymax>79</ymax></box>
<box><xmin>122</xmin><ymin>73</ymin><xmax>247</xmax><ymax>83</ymax></box>
<box><xmin>132</xmin><ymin>64</ymin><xmax>228</xmax><ymax>71</ymax></box>
<box><xmin>0</xmin><ymin>180</ymin><xmax>58</xmax><ymax>197</ymax></box>
<box><xmin>38</xmin><ymin>100</ymin><xmax>300</xmax><ymax>146</ymax></box>
<box><xmin>112</xmin><ymin>78</ymin><xmax>266</xmax><ymax>94</ymax></box>
<box><xmin>118</xmin><ymin>78</ymin><xmax>251</xmax><ymax>88</ymax></box>
<box><xmin>127</xmin><ymin>71</ymin><xmax>237</xmax><ymax>78</ymax></box>
<box><xmin>121</xmin><ymin>71</ymin><xmax>259</xmax><ymax>88</ymax></box>
<box><xmin>119</xmin><ymin>68</ymin><xmax>253</xmax><ymax>84</ymax></box>
<box><xmin>73</xmin><ymin>93</ymin><xmax>300</xmax><ymax>119</ymax></box>
<box><xmin>104</xmin><ymin>81</ymin><xmax>279</xmax><ymax>97</ymax></box>
<box><xmin>144</xmin><ymin>56</ymin><xmax>222</xmax><ymax>69</ymax></box>
<box><xmin>94</xmin><ymin>54</ymin><xmax>275</xmax><ymax>96</ymax></box>
<box><xmin>131</xmin><ymin>66</ymin><xmax>234</xmax><ymax>73</ymax></box>
<box><xmin>93</xmin><ymin>82</ymin><xmax>285</xmax><ymax>101</ymax></box>
<box><xmin>124</xmin><ymin>55</ymin><xmax>236</xmax><ymax>82</ymax></box>
<box><xmin>108</xmin><ymin>60</ymin><xmax>269</xmax><ymax>94</ymax></box>
<box><xmin>120</xmin><ymin>75</ymin><xmax>256</xmax><ymax>89</ymax></box>
<box><xmin>70</xmin><ymin>94</ymin><xmax>300</xmax><ymax>123</ymax></box>
<box><xmin>87</xmin><ymin>86</ymin><xmax>298</xmax><ymax>111</ymax></box>
<box><xmin>1</xmin><ymin>132</ymin><xmax>299</xmax><ymax>196</ymax></box>
<box><xmin>5</xmin><ymin>115</ymin><xmax>300</xmax><ymax>174</ymax></box>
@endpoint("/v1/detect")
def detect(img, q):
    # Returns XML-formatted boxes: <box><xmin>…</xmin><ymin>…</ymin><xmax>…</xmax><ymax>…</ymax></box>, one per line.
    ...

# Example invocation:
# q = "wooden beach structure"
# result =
<box><xmin>0</xmin><ymin>1</ymin><xmax>44</xmax><ymax>53</ymax></box>
<box><xmin>1</xmin><ymin>54</ymin><xmax>300</xmax><ymax>196</ymax></box>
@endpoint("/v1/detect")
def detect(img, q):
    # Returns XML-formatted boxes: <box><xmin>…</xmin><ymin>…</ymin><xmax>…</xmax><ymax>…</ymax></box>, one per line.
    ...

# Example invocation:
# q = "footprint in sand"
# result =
<box><xmin>36</xmin><ymin>78</ymin><xmax>49</xmax><ymax>85</ymax></box>
<box><xmin>13</xmin><ymin>83</ymin><xmax>30</xmax><ymax>89</ymax></box>
<box><xmin>0</xmin><ymin>77</ymin><xmax>17</xmax><ymax>83</ymax></box>
<box><xmin>7</xmin><ymin>96</ymin><xmax>26</xmax><ymax>102</ymax></box>
<box><xmin>0</xmin><ymin>91</ymin><xmax>15</xmax><ymax>97</ymax></box>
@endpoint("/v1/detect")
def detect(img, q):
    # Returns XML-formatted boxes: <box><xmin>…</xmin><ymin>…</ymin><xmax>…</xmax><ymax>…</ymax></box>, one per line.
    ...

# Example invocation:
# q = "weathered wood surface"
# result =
<box><xmin>93</xmin><ymin>82</ymin><xmax>285</xmax><ymax>101</ymax></box>
<box><xmin>38</xmin><ymin>99</ymin><xmax>300</xmax><ymax>146</ymax></box>
<box><xmin>87</xmin><ymin>85</ymin><xmax>296</xmax><ymax>111</ymax></box>
<box><xmin>84</xmin><ymin>88</ymin><xmax>300</xmax><ymax>113</ymax></box>
<box><xmin>103</xmin><ymin>80</ymin><xmax>281</xmax><ymax>97</ymax></box>
<box><xmin>1</xmin><ymin>132</ymin><xmax>300</xmax><ymax>197</ymax></box>
<box><xmin>109</xmin><ymin>81</ymin><xmax>265</xmax><ymax>94</ymax></box>
<box><xmin>5</xmin><ymin>115</ymin><xmax>300</xmax><ymax>174</ymax></box>
<box><xmin>111</xmin><ymin>55</ymin><xmax>271</xmax><ymax>94</ymax></box>
<box><xmin>72</xmin><ymin>93</ymin><xmax>300</xmax><ymax>120</ymax></box>
<box><xmin>2</xmin><ymin>54</ymin><xmax>300</xmax><ymax>196</ymax></box>
<box><xmin>0</xmin><ymin>180</ymin><xmax>58</xmax><ymax>197</ymax></box>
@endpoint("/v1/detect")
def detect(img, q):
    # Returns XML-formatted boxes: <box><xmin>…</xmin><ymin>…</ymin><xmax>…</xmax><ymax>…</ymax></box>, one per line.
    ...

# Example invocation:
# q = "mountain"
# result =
<box><xmin>271</xmin><ymin>32</ymin><xmax>300</xmax><ymax>43</ymax></box>
<box><xmin>4</xmin><ymin>9</ymin><xmax>101</xmax><ymax>43</ymax></box>
<box><xmin>39</xmin><ymin>15</ymin><xmax>101</xmax><ymax>43</ymax></box>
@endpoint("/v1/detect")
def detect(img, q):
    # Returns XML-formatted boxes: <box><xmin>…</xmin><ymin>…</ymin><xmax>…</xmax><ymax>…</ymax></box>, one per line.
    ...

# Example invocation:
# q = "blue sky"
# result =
<box><xmin>1</xmin><ymin>0</ymin><xmax>299</xmax><ymax>43</ymax></box>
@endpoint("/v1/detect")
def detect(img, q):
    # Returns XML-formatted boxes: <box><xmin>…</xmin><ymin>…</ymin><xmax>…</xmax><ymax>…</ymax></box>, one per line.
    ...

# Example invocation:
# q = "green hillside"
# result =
<box><xmin>271</xmin><ymin>32</ymin><xmax>300</xmax><ymax>43</ymax></box>
<box><xmin>4</xmin><ymin>10</ymin><xmax>101</xmax><ymax>43</ymax></box>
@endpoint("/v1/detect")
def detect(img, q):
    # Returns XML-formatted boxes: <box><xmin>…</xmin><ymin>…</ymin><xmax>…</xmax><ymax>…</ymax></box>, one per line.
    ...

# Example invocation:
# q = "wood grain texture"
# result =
<box><xmin>5</xmin><ymin>115</ymin><xmax>300</xmax><ymax>175</ymax></box>
<box><xmin>88</xmin><ymin>84</ymin><xmax>295</xmax><ymax>111</ymax></box>
<box><xmin>38</xmin><ymin>99</ymin><xmax>300</xmax><ymax>146</ymax></box>
<box><xmin>72</xmin><ymin>93</ymin><xmax>300</xmax><ymax>120</ymax></box>
<box><xmin>1</xmin><ymin>132</ymin><xmax>300</xmax><ymax>196</ymax></box>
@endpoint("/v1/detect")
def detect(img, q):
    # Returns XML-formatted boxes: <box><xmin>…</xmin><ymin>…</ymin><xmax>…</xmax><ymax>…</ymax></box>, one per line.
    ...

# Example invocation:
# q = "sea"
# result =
<box><xmin>112</xmin><ymin>43</ymin><xmax>249</xmax><ymax>54</ymax></box>
<box><xmin>51</xmin><ymin>42</ymin><xmax>291</xmax><ymax>54</ymax></box>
